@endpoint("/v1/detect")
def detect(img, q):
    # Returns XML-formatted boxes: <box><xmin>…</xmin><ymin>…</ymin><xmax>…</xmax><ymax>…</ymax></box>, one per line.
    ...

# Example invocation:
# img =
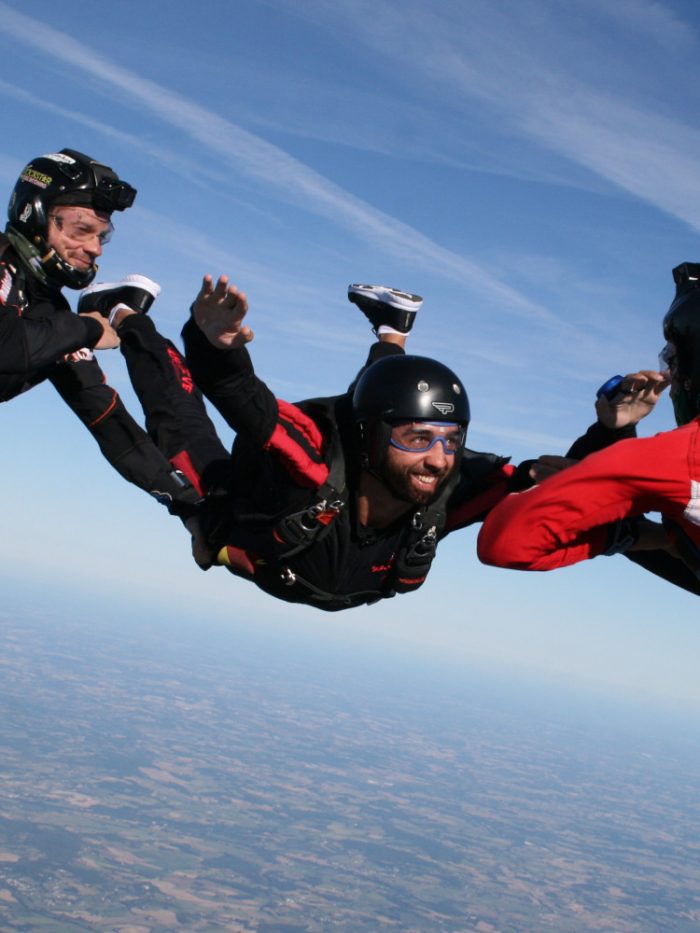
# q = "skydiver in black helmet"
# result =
<box><xmin>105</xmin><ymin>272</ymin><xmax>675</xmax><ymax>610</ymax></box>
<box><xmin>0</xmin><ymin>148</ymin><xmax>210</xmax><ymax>516</ymax></box>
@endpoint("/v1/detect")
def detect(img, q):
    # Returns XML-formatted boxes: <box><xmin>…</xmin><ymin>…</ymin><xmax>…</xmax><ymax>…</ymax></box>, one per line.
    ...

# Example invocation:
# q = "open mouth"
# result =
<box><xmin>411</xmin><ymin>472</ymin><xmax>441</xmax><ymax>489</ymax></box>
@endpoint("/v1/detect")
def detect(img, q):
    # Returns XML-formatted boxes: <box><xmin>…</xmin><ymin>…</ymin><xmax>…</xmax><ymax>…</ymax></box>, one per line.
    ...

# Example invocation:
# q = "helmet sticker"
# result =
<box><xmin>44</xmin><ymin>152</ymin><xmax>77</xmax><ymax>165</ymax></box>
<box><xmin>19</xmin><ymin>203</ymin><xmax>32</xmax><ymax>223</ymax></box>
<box><xmin>432</xmin><ymin>402</ymin><xmax>455</xmax><ymax>415</ymax></box>
<box><xmin>21</xmin><ymin>168</ymin><xmax>52</xmax><ymax>188</ymax></box>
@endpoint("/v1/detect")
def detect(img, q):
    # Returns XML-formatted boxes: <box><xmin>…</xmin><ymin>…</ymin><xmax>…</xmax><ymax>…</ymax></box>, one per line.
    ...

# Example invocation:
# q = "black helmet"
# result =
<box><xmin>662</xmin><ymin>262</ymin><xmax>700</xmax><ymax>425</ymax></box>
<box><xmin>6</xmin><ymin>148</ymin><xmax>136</xmax><ymax>289</ymax></box>
<box><xmin>352</xmin><ymin>354</ymin><xmax>470</xmax><ymax>468</ymax></box>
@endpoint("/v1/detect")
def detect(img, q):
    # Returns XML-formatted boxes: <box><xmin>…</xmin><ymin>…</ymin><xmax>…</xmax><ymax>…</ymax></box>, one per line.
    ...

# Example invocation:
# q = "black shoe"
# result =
<box><xmin>348</xmin><ymin>283</ymin><xmax>423</xmax><ymax>335</ymax></box>
<box><xmin>78</xmin><ymin>274</ymin><xmax>161</xmax><ymax>323</ymax></box>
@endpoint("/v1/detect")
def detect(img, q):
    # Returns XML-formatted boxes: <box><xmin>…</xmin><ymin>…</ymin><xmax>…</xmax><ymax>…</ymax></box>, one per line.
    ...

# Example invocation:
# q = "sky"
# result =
<box><xmin>1</xmin><ymin>0</ymin><xmax>699</xmax><ymax>709</ymax></box>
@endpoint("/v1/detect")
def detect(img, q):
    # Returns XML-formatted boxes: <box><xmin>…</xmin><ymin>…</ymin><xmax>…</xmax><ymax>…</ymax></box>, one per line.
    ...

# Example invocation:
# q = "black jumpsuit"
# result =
<box><xmin>95</xmin><ymin>305</ymin><xmax>700</xmax><ymax>607</ymax></box>
<box><xmin>0</xmin><ymin>238</ymin><xmax>205</xmax><ymax>515</ymax></box>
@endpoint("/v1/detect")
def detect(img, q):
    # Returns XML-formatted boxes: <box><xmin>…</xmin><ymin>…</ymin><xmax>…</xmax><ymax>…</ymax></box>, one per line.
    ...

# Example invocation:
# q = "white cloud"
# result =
<box><xmin>585</xmin><ymin>0</ymin><xmax>693</xmax><ymax>51</ymax></box>
<box><xmin>285</xmin><ymin>0</ymin><xmax>700</xmax><ymax>235</ymax></box>
<box><xmin>0</xmin><ymin>1</ymin><xmax>556</xmax><ymax>325</ymax></box>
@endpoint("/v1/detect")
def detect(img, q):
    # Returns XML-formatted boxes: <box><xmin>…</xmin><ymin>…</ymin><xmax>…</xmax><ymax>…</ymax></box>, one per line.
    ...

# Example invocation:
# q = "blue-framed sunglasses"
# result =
<box><xmin>388</xmin><ymin>422</ymin><xmax>465</xmax><ymax>455</ymax></box>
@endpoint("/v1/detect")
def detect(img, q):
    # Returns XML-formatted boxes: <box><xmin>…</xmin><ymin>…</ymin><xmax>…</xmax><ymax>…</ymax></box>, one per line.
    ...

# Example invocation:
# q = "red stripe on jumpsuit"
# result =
<box><xmin>263</xmin><ymin>399</ymin><xmax>329</xmax><ymax>489</ymax></box>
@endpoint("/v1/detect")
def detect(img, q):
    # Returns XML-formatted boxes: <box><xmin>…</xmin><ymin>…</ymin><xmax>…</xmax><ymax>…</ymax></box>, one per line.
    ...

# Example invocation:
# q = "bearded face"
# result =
<box><xmin>377</xmin><ymin>421</ymin><xmax>462</xmax><ymax>504</ymax></box>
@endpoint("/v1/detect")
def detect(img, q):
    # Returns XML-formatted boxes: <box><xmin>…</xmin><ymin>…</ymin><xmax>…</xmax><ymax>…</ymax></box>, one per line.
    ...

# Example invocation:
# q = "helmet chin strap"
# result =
<box><xmin>39</xmin><ymin>245</ymin><xmax>97</xmax><ymax>290</ymax></box>
<box><xmin>5</xmin><ymin>225</ymin><xmax>96</xmax><ymax>289</ymax></box>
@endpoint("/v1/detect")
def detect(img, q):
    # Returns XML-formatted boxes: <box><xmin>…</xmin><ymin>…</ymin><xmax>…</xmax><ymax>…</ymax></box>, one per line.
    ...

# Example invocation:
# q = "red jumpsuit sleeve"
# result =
<box><xmin>445</xmin><ymin>463</ymin><xmax>516</xmax><ymax>533</ymax></box>
<box><xmin>476</xmin><ymin>427</ymin><xmax>695</xmax><ymax>570</ymax></box>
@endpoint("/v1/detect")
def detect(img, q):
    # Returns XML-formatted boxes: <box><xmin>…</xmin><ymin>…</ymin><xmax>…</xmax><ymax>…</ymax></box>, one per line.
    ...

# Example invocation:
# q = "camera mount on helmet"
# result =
<box><xmin>6</xmin><ymin>148</ymin><xmax>137</xmax><ymax>289</ymax></box>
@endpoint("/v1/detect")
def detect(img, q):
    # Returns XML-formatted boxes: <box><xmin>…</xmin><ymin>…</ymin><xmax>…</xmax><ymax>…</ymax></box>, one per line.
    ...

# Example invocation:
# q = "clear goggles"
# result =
<box><xmin>388</xmin><ymin>421</ymin><xmax>465</xmax><ymax>455</ymax></box>
<box><xmin>49</xmin><ymin>210</ymin><xmax>114</xmax><ymax>246</ymax></box>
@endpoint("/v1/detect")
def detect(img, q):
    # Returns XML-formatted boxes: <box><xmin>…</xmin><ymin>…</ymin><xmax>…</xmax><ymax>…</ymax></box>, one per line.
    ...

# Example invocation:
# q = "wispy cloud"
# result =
<box><xmin>0</xmin><ymin>80</ymin><xmax>265</xmax><ymax>203</ymax></box>
<box><xmin>0</xmin><ymin>1</ymin><xmax>556</xmax><ymax>325</ymax></box>
<box><xmin>219</xmin><ymin>66</ymin><xmax>600</xmax><ymax>194</ymax></box>
<box><xmin>286</xmin><ymin>0</ymin><xmax>700</xmax><ymax>235</ymax></box>
<box><xmin>584</xmin><ymin>0</ymin><xmax>693</xmax><ymax>52</ymax></box>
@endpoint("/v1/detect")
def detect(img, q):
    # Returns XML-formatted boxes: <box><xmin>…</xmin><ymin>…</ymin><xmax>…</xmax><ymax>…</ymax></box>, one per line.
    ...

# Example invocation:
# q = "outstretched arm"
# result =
<box><xmin>477</xmin><ymin>429</ymin><xmax>692</xmax><ymax>572</ymax></box>
<box><xmin>501</xmin><ymin>371</ymin><xmax>700</xmax><ymax>595</ymax></box>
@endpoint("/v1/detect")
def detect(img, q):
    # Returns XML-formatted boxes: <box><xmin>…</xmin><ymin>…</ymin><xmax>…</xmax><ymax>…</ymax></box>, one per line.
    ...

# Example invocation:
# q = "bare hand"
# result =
<box><xmin>192</xmin><ymin>274</ymin><xmax>254</xmax><ymax>350</ymax></box>
<box><xmin>596</xmin><ymin>370</ymin><xmax>669</xmax><ymax>429</ymax></box>
<box><xmin>79</xmin><ymin>311</ymin><xmax>120</xmax><ymax>350</ymax></box>
<box><xmin>529</xmin><ymin>455</ymin><xmax>579</xmax><ymax>483</ymax></box>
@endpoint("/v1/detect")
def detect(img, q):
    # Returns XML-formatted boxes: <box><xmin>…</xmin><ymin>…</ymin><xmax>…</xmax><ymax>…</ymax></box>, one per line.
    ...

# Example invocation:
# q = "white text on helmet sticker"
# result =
<box><xmin>44</xmin><ymin>153</ymin><xmax>77</xmax><ymax>165</ymax></box>
<box><xmin>432</xmin><ymin>402</ymin><xmax>455</xmax><ymax>415</ymax></box>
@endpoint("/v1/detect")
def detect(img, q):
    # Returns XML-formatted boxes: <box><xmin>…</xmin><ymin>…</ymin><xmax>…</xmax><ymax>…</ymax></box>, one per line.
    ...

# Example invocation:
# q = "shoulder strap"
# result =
<box><xmin>272</xmin><ymin>399</ymin><xmax>349</xmax><ymax>558</ymax></box>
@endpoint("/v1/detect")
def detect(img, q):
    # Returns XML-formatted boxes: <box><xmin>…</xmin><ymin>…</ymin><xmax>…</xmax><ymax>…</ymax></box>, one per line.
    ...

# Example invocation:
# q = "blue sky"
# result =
<box><xmin>1</xmin><ymin>0</ymin><xmax>699</xmax><ymax>708</ymax></box>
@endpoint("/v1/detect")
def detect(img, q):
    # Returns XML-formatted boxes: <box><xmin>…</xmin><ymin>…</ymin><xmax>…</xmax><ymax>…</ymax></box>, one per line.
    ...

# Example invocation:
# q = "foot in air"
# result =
<box><xmin>78</xmin><ymin>274</ymin><xmax>161</xmax><ymax>325</ymax></box>
<box><xmin>348</xmin><ymin>283</ymin><xmax>423</xmax><ymax>335</ymax></box>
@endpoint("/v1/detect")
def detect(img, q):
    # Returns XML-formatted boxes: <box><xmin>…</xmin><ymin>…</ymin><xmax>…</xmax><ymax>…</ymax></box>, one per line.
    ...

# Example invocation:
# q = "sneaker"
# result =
<box><xmin>78</xmin><ymin>274</ymin><xmax>161</xmax><ymax>325</ymax></box>
<box><xmin>348</xmin><ymin>283</ymin><xmax>423</xmax><ymax>335</ymax></box>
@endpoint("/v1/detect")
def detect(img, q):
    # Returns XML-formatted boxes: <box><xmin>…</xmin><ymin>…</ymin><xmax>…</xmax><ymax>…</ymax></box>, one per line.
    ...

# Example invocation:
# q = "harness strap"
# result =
<box><xmin>271</xmin><ymin>410</ymin><xmax>349</xmax><ymax>558</ymax></box>
<box><xmin>275</xmin><ymin>565</ymin><xmax>389</xmax><ymax>607</ymax></box>
<box><xmin>387</xmin><ymin>476</ymin><xmax>458</xmax><ymax>593</ymax></box>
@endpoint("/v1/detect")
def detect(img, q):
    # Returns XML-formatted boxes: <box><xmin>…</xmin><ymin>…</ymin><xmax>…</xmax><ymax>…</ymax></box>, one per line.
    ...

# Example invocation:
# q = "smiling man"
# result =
<box><xmin>368</xmin><ymin>419</ymin><xmax>464</xmax><ymax>506</ymax></box>
<box><xmin>117</xmin><ymin>277</ymin><xmax>647</xmax><ymax>611</ymax></box>
<box><xmin>100</xmin><ymin>272</ymin><xmax>682</xmax><ymax>608</ymax></box>
<box><xmin>0</xmin><ymin>149</ymin><xmax>203</xmax><ymax>516</ymax></box>
<box><xmin>170</xmin><ymin>280</ymin><xmax>493</xmax><ymax>610</ymax></box>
